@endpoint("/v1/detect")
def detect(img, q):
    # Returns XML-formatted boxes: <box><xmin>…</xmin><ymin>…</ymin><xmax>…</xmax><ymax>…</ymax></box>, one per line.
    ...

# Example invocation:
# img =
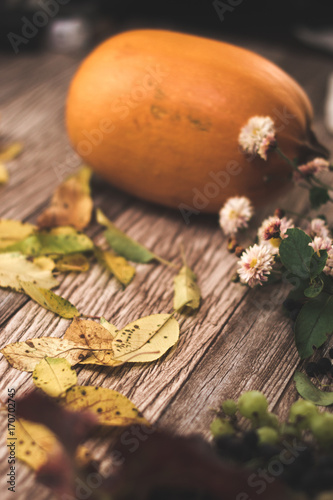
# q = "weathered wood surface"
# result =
<box><xmin>0</xmin><ymin>38</ymin><xmax>332</xmax><ymax>500</ymax></box>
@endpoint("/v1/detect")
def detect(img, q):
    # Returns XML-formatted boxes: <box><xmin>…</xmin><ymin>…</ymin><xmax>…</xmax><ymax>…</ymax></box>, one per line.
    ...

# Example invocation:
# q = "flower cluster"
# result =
<box><xmin>258</xmin><ymin>215</ymin><xmax>294</xmax><ymax>254</ymax></box>
<box><xmin>237</xmin><ymin>244</ymin><xmax>274</xmax><ymax>287</ymax></box>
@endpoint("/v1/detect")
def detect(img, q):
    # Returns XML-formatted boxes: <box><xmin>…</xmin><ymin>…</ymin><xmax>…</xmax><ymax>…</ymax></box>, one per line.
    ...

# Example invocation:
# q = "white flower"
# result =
<box><xmin>324</xmin><ymin>247</ymin><xmax>333</xmax><ymax>277</ymax></box>
<box><xmin>309</xmin><ymin>236</ymin><xmax>332</xmax><ymax>253</ymax></box>
<box><xmin>257</xmin><ymin>215</ymin><xmax>294</xmax><ymax>254</ymax></box>
<box><xmin>306</xmin><ymin>218</ymin><xmax>330</xmax><ymax>239</ymax></box>
<box><xmin>294</xmin><ymin>157</ymin><xmax>330</xmax><ymax>181</ymax></box>
<box><xmin>219</xmin><ymin>196</ymin><xmax>254</xmax><ymax>235</ymax></box>
<box><xmin>238</xmin><ymin>116</ymin><xmax>276</xmax><ymax>160</ymax></box>
<box><xmin>238</xmin><ymin>244</ymin><xmax>274</xmax><ymax>287</ymax></box>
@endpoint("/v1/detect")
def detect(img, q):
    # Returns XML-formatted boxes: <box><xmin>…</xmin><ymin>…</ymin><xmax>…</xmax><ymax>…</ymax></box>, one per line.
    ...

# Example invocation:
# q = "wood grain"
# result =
<box><xmin>0</xmin><ymin>37</ymin><xmax>332</xmax><ymax>500</ymax></box>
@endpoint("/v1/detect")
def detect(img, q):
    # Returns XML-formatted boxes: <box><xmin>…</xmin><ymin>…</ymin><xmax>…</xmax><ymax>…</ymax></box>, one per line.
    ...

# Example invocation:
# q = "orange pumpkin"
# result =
<box><xmin>66</xmin><ymin>30</ymin><xmax>327</xmax><ymax>213</ymax></box>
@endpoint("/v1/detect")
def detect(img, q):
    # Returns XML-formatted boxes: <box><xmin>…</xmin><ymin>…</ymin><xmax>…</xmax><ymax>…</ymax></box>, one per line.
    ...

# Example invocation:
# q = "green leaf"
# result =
<box><xmin>294</xmin><ymin>372</ymin><xmax>333</xmax><ymax>406</ymax></box>
<box><xmin>0</xmin><ymin>252</ymin><xmax>58</xmax><ymax>291</ymax></box>
<box><xmin>33</xmin><ymin>358</ymin><xmax>77</xmax><ymax>397</ymax></box>
<box><xmin>96</xmin><ymin>209</ymin><xmax>169</xmax><ymax>265</ymax></box>
<box><xmin>20</xmin><ymin>281</ymin><xmax>80</xmax><ymax>318</ymax></box>
<box><xmin>304</xmin><ymin>278</ymin><xmax>324</xmax><ymax>298</ymax></box>
<box><xmin>1</xmin><ymin>228</ymin><xmax>93</xmax><ymax>256</ymax></box>
<box><xmin>279</xmin><ymin>228</ymin><xmax>313</xmax><ymax>279</ymax></box>
<box><xmin>295</xmin><ymin>292</ymin><xmax>333</xmax><ymax>358</ymax></box>
<box><xmin>173</xmin><ymin>264</ymin><xmax>201</xmax><ymax>312</ymax></box>
<box><xmin>309</xmin><ymin>187</ymin><xmax>330</xmax><ymax>209</ymax></box>
<box><xmin>310</xmin><ymin>250</ymin><xmax>328</xmax><ymax>279</ymax></box>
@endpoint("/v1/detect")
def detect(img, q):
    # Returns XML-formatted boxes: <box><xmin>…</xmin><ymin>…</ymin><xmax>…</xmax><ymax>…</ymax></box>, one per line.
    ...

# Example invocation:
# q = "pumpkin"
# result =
<box><xmin>66</xmin><ymin>29</ymin><xmax>327</xmax><ymax>214</ymax></box>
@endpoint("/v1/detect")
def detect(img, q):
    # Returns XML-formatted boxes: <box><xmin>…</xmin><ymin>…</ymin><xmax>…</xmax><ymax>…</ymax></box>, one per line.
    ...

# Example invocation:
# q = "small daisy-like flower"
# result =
<box><xmin>238</xmin><ymin>244</ymin><xmax>274</xmax><ymax>287</ymax></box>
<box><xmin>306</xmin><ymin>218</ymin><xmax>330</xmax><ymax>239</ymax></box>
<box><xmin>238</xmin><ymin>116</ymin><xmax>276</xmax><ymax>160</ymax></box>
<box><xmin>309</xmin><ymin>236</ymin><xmax>332</xmax><ymax>254</ymax></box>
<box><xmin>219</xmin><ymin>196</ymin><xmax>254</xmax><ymax>235</ymax></box>
<box><xmin>294</xmin><ymin>157</ymin><xmax>330</xmax><ymax>181</ymax></box>
<box><xmin>324</xmin><ymin>247</ymin><xmax>333</xmax><ymax>277</ymax></box>
<box><xmin>258</xmin><ymin>215</ymin><xmax>294</xmax><ymax>254</ymax></box>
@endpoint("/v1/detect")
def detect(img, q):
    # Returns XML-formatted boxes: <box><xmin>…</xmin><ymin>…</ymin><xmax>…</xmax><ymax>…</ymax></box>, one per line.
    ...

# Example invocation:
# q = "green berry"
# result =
<box><xmin>289</xmin><ymin>399</ymin><xmax>318</xmax><ymax>430</ymax></box>
<box><xmin>210</xmin><ymin>418</ymin><xmax>235</xmax><ymax>438</ymax></box>
<box><xmin>221</xmin><ymin>399</ymin><xmax>237</xmax><ymax>417</ymax></box>
<box><xmin>280</xmin><ymin>423</ymin><xmax>299</xmax><ymax>438</ymax></box>
<box><xmin>238</xmin><ymin>391</ymin><xmax>268</xmax><ymax>420</ymax></box>
<box><xmin>257</xmin><ymin>427</ymin><xmax>279</xmax><ymax>445</ymax></box>
<box><xmin>310</xmin><ymin>413</ymin><xmax>333</xmax><ymax>447</ymax></box>
<box><xmin>259</xmin><ymin>412</ymin><xmax>279</xmax><ymax>429</ymax></box>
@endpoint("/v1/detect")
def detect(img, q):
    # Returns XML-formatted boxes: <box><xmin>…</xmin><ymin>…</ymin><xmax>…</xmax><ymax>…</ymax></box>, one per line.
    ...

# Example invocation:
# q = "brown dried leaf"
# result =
<box><xmin>37</xmin><ymin>166</ymin><xmax>93</xmax><ymax>230</ymax></box>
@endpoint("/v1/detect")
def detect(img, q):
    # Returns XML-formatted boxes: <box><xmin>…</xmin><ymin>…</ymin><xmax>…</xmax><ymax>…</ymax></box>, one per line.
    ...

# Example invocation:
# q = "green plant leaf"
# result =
<box><xmin>173</xmin><ymin>264</ymin><xmax>201</xmax><ymax>312</ymax></box>
<box><xmin>1</xmin><ymin>228</ymin><xmax>93</xmax><ymax>256</ymax></box>
<box><xmin>295</xmin><ymin>292</ymin><xmax>333</xmax><ymax>358</ymax></box>
<box><xmin>96</xmin><ymin>209</ymin><xmax>169</xmax><ymax>265</ymax></box>
<box><xmin>279</xmin><ymin>228</ymin><xmax>313</xmax><ymax>279</ymax></box>
<box><xmin>310</xmin><ymin>250</ymin><xmax>328</xmax><ymax>279</ymax></box>
<box><xmin>20</xmin><ymin>281</ymin><xmax>80</xmax><ymax>318</ymax></box>
<box><xmin>309</xmin><ymin>187</ymin><xmax>330</xmax><ymax>209</ymax></box>
<box><xmin>0</xmin><ymin>252</ymin><xmax>58</xmax><ymax>291</ymax></box>
<box><xmin>304</xmin><ymin>278</ymin><xmax>324</xmax><ymax>298</ymax></box>
<box><xmin>294</xmin><ymin>371</ymin><xmax>333</xmax><ymax>406</ymax></box>
<box><xmin>33</xmin><ymin>358</ymin><xmax>77</xmax><ymax>397</ymax></box>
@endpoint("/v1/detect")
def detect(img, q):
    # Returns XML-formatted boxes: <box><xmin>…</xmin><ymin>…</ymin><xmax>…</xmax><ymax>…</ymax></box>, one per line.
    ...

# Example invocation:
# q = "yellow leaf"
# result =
<box><xmin>0</xmin><ymin>252</ymin><xmax>58</xmax><ymax>291</ymax></box>
<box><xmin>0</xmin><ymin>142</ymin><xmax>23</xmax><ymax>162</ymax></box>
<box><xmin>55</xmin><ymin>253</ymin><xmax>90</xmax><ymax>273</ymax></box>
<box><xmin>33</xmin><ymin>256</ymin><xmax>56</xmax><ymax>271</ymax></box>
<box><xmin>32</xmin><ymin>357</ymin><xmax>77</xmax><ymax>397</ymax></box>
<box><xmin>1</xmin><ymin>337</ymin><xmax>88</xmax><ymax>372</ymax></box>
<box><xmin>113</xmin><ymin>314</ymin><xmax>180</xmax><ymax>363</ymax></box>
<box><xmin>100</xmin><ymin>317</ymin><xmax>118</xmax><ymax>337</ymax></box>
<box><xmin>37</xmin><ymin>166</ymin><xmax>93</xmax><ymax>231</ymax></box>
<box><xmin>64</xmin><ymin>318</ymin><xmax>119</xmax><ymax>366</ymax></box>
<box><xmin>95</xmin><ymin>247</ymin><xmax>135</xmax><ymax>286</ymax></box>
<box><xmin>63</xmin><ymin>386</ymin><xmax>150</xmax><ymax>427</ymax></box>
<box><xmin>173</xmin><ymin>264</ymin><xmax>201</xmax><ymax>312</ymax></box>
<box><xmin>20</xmin><ymin>281</ymin><xmax>80</xmax><ymax>318</ymax></box>
<box><xmin>0</xmin><ymin>219</ymin><xmax>35</xmax><ymax>240</ymax></box>
<box><xmin>15</xmin><ymin>418</ymin><xmax>61</xmax><ymax>471</ymax></box>
<box><xmin>0</xmin><ymin>162</ymin><xmax>8</xmax><ymax>184</ymax></box>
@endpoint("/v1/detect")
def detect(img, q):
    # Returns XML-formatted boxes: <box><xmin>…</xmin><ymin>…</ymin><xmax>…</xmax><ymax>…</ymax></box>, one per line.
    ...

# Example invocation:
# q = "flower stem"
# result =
<box><xmin>284</xmin><ymin>209</ymin><xmax>311</xmax><ymax>222</ymax></box>
<box><xmin>275</xmin><ymin>147</ymin><xmax>297</xmax><ymax>170</ymax></box>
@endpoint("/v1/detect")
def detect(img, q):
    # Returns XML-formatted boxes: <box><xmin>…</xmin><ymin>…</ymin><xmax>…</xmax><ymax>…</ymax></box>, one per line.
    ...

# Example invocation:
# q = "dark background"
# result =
<box><xmin>1</xmin><ymin>0</ymin><xmax>333</xmax><ymax>54</ymax></box>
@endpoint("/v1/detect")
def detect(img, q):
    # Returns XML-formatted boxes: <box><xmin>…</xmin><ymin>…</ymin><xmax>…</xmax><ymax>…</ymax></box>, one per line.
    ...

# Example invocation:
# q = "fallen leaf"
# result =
<box><xmin>96</xmin><ymin>209</ymin><xmax>169</xmax><ymax>265</ymax></box>
<box><xmin>33</xmin><ymin>358</ymin><xmax>78</xmax><ymax>397</ymax></box>
<box><xmin>20</xmin><ymin>281</ymin><xmax>81</xmax><ymax>318</ymax></box>
<box><xmin>2</xmin><ymin>228</ymin><xmax>94</xmax><ymax>256</ymax></box>
<box><xmin>0</xmin><ymin>162</ymin><xmax>8</xmax><ymax>184</ymax></box>
<box><xmin>0</xmin><ymin>219</ymin><xmax>36</xmax><ymax>241</ymax></box>
<box><xmin>0</xmin><ymin>252</ymin><xmax>58</xmax><ymax>291</ymax></box>
<box><xmin>37</xmin><ymin>166</ymin><xmax>93</xmax><ymax>231</ymax></box>
<box><xmin>64</xmin><ymin>318</ymin><xmax>118</xmax><ymax>366</ymax></box>
<box><xmin>1</xmin><ymin>337</ymin><xmax>88</xmax><ymax>372</ymax></box>
<box><xmin>100</xmin><ymin>317</ymin><xmax>118</xmax><ymax>338</ymax></box>
<box><xmin>63</xmin><ymin>386</ymin><xmax>150</xmax><ymax>427</ymax></box>
<box><xmin>55</xmin><ymin>253</ymin><xmax>90</xmax><ymax>273</ymax></box>
<box><xmin>95</xmin><ymin>247</ymin><xmax>135</xmax><ymax>286</ymax></box>
<box><xmin>111</xmin><ymin>313</ymin><xmax>179</xmax><ymax>363</ymax></box>
<box><xmin>33</xmin><ymin>256</ymin><xmax>56</xmax><ymax>271</ymax></box>
<box><xmin>173</xmin><ymin>261</ymin><xmax>201</xmax><ymax>312</ymax></box>
<box><xmin>0</xmin><ymin>142</ymin><xmax>23</xmax><ymax>162</ymax></box>
<box><xmin>15</xmin><ymin>418</ymin><xmax>62</xmax><ymax>471</ymax></box>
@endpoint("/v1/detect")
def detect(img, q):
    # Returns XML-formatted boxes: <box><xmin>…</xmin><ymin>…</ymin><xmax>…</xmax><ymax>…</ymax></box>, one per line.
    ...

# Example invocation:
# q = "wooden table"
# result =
<box><xmin>0</xmin><ymin>36</ymin><xmax>332</xmax><ymax>499</ymax></box>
